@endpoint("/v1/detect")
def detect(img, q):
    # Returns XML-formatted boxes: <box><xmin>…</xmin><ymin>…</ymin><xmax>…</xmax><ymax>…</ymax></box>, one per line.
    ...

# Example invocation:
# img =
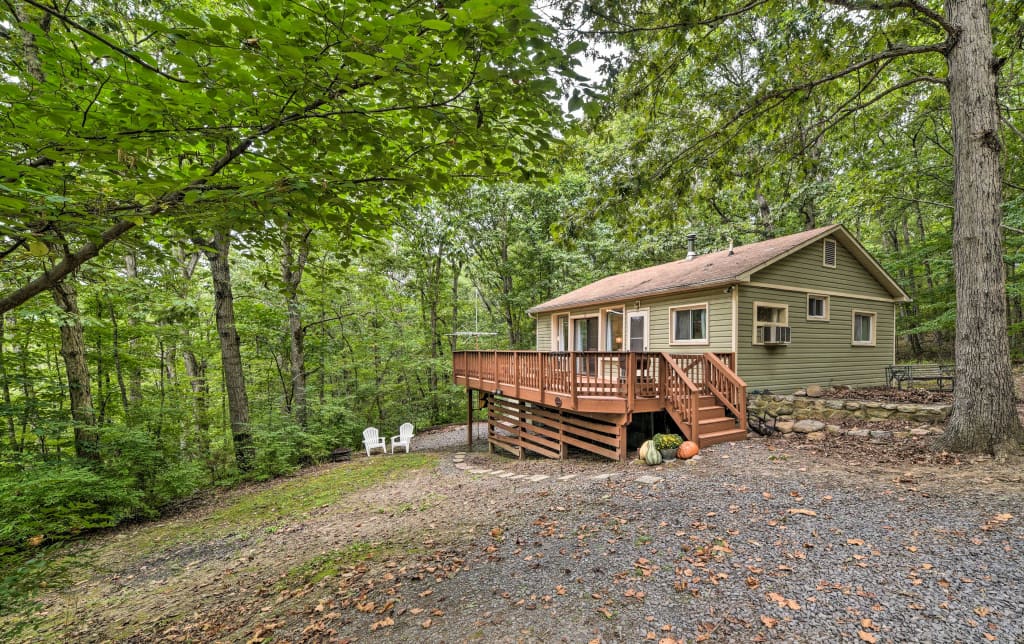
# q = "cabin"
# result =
<box><xmin>452</xmin><ymin>225</ymin><xmax>910</xmax><ymax>461</ymax></box>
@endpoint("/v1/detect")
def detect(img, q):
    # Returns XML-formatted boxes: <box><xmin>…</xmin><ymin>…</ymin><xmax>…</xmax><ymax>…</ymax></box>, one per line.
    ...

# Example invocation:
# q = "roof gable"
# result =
<box><xmin>528</xmin><ymin>225</ymin><xmax>908</xmax><ymax>315</ymax></box>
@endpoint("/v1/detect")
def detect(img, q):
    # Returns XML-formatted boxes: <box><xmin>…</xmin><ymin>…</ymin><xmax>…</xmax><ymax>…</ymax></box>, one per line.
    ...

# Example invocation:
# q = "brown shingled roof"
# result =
<box><xmin>527</xmin><ymin>225</ymin><xmax>905</xmax><ymax>314</ymax></box>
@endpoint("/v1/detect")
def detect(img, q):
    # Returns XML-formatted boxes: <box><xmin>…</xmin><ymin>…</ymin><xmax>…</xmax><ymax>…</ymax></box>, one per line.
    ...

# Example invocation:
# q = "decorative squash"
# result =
<box><xmin>677</xmin><ymin>441</ymin><xmax>700</xmax><ymax>460</ymax></box>
<box><xmin>638</xmin><ymin>440</ymin><xmax>654</xmax><ymax>462</ymax></box>
<box><xmin>644</xmin><ymin>445</ymin><xmax>663</xmax><ymax>466</ymax></box>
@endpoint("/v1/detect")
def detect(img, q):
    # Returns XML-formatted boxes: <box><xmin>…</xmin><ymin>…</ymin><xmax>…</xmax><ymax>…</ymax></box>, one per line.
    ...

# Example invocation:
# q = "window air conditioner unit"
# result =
<box><xmin>757</xmin><ymin>325</ymin><xmax>791</xmax><ymax>345</ymax></box>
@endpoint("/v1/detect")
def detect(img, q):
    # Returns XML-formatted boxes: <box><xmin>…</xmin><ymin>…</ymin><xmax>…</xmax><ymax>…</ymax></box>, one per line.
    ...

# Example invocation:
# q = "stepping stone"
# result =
<box><xmin>498</xmin><ymin>472</ymin><xmax>516</xmax><ymax>478</ymax></box>
<box><xmin>636</xmin><ymin>475</ymin><xmax>663</xmax><ymax>485</ymax></box>
<box><xmin>490</xmin><ymin>470</ymin><xmax>506</xmax><ymax>476</ymax></box>
<box><xmin>455</xmin><ymin>452</ymin><xmax>466</xmax><ymax>456</ymax></box>
<box><xmin>591</xmin><ymin>473</ymin><xmax>618</xmax><ymax>480</ymax></box>
<box><xmin>527</xmin><ymin>474</ymin><xmax>550</xmax><ymax>482</ymax></box>
<box><xmin>557</xmin><ymin>474</ymin><xmax>577</xmax><ymax>481</ymax></box>
<box><xmin>455</xmin><ymin>463</ymin><xmax>471</xmax><ymax>470</ymax></box>
<box><xmin>510</xmin><ymin>474</ymin><xmax>529</xmax><ymax>480</ymax></box>
<box><xmin>469</xmin><ymin>469</ymin><xmax>492</xmax><ymax>474</ymax></box>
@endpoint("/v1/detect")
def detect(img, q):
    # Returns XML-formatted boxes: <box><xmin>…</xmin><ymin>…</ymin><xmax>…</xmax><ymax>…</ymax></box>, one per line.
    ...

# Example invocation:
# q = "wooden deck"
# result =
<box><xmin>453</xmin><ymin>351</ymin><xmax>747</xmax><ymax>461</ymax></box>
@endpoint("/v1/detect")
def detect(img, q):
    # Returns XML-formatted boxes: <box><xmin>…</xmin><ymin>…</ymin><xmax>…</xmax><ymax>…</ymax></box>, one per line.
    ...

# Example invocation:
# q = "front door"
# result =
<box><xmin>626</xmin><ymin>310</ymin><xmax>649</xmax><ymax>352</ymax></box>
<box><xmin>573</xmin><ymin>316</ymin><xmax>598</xmax><ymax>375</ymax></box>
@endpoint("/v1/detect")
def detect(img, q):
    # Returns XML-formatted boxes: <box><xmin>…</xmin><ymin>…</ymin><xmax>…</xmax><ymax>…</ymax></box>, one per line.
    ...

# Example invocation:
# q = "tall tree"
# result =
<box><xmin>280</xmin><ymin>225</ymin><xmax>312</xmax><ymax>430</ymax></box>
<box><xmin>200</xmin><ymin>229</ymin><xmax>253</xmax><ymax>470</ymax></box>
<box><xmin>571</xmin><ymin>0</ymin><xmax>1024</xmax><ymax>455</ymax></box>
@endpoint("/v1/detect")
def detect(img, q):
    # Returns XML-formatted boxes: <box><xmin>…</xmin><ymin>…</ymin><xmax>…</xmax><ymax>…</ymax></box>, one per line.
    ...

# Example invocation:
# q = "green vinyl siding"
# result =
<box><xmin>533</xmin><ymin>289</ymin><xmax>733</xmax><ymax>354</ymax></box>
<box><xmin>536</xmin><ymin>317</ymin><xmax>551</xmax><ymax>351</ymax></box>
<box><xmin>750</xmin><ymin>236</ymin><xmax>891</xmax><ymax>299</ymax></box>
<box><xmin>644</xmin><ymin>291</ymin><xmax>732</xmax><ymax>353</ymax></box>
<box><xmin>736</xmin><ymin>285</ymin><xmax>894</xmax><ymax>392</ymax></box>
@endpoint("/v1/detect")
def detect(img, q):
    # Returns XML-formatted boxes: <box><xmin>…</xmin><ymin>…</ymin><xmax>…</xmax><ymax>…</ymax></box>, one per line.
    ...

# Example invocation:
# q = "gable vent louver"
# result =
<box><xmin>823</xmin><ymin>239</ymin><xmax>837</xmax><ymax>267</ymax></box>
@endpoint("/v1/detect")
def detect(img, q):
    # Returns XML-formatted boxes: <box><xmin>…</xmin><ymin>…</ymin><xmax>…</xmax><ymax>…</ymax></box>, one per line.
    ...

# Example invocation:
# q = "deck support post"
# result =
<box><xmin>467</xmin><ymin>388</ymin><xmax>474</xmax><ymax>448</ymax></box>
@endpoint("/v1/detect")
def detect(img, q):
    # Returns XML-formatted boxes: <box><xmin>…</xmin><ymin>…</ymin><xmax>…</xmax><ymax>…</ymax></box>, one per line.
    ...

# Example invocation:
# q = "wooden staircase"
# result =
<box><xmin>661</xmin><ymin>353</ymin><xmax>747</xmax><ymax>449</ymax></box>
<box><xmin>694</xmin><ymin>394</ymin><xmax>747</xmax><ymax>447</ymax></box>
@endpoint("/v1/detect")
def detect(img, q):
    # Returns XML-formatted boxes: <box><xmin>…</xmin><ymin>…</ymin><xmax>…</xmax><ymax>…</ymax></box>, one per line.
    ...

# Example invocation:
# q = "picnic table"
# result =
<box><xmin>886</xmin><ymin>364</ymin><xmax>955</xmax><ymax>391</ymax></box>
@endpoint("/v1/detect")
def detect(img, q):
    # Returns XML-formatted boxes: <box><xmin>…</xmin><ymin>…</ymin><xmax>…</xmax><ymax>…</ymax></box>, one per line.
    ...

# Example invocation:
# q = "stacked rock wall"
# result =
<box><xmin>747</xmin><ymin>391</ymin><xmax>950</xmax><ymax>439</ymax></box>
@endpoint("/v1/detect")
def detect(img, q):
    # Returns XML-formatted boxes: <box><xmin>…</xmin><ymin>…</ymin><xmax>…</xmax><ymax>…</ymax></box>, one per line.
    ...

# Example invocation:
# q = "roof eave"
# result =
<box><xmin>526</xmin><ymin>278</ymin><xmax>742</xmax><ymax>315</ymax></box>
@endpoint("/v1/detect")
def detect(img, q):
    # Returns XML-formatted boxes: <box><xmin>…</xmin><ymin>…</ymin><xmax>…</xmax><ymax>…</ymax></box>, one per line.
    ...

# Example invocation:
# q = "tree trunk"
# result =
<box><xmin>0</xmin><ymin>316</ymin><xmax>17</xmax><ymax>451</ymax></box>
<box><xmin>201</xmin><ymin>230</ymin><xmax>254</xmax><ymax>471</ymax></box>
<box><xmin>281</xmin><ymin>227</ymin><xmax>311</xmax><ymax>429</ymax></box>
<box><xmin>124</xmin><ymin>254</ymin><xmax>144</xmax><ymax>406</ymax></box>
<box><xmin>110</xmin><ymin>303</ymin><xmax>131</xmax><ymax>417</ymax></box>
<box><xmin>942</xmin><ymin>0</ymin><xmax>1024</xmax><ymax>456</ymax></box>
<box><xmin>182</xmin><ymin>349</ymin><xmax>210</xmax><ymax>453</ymax></box>
<box><xmin>52</xmin><ymin>281</ymin><xmax>100</xmax><ymax>461</ymax></box>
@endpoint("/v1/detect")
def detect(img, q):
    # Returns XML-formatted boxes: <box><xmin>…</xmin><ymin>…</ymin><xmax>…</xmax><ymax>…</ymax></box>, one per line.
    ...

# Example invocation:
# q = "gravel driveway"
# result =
<box><xmin>38</xmin><ymin>425</ymin><xmax>1024</xmax><ymax>643</ymax></box>
<box><xmin>346</xmin><ymin>428</ymin><xmax>1024</xmax><ymax>642</ymax></box>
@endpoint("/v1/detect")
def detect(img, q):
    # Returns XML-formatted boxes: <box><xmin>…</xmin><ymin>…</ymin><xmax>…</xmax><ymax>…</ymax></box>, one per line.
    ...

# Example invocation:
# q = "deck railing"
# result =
<box><xmin>453</xmin><ymin>350</ymin><xmax>742</xmax><ymax>415</ymax></box>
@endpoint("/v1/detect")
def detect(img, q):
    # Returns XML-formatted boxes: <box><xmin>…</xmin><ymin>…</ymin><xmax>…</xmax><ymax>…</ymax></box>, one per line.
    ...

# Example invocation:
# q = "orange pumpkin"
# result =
<box><xmin>677</xmin><ymin>441</ymin><xmax>699</xmax><ymax>459</ymax></box>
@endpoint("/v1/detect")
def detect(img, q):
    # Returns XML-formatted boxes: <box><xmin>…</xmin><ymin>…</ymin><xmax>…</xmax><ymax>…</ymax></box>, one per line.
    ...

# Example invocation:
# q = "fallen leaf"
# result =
<box><xmin>410</xmin><ymin>608</ymin><xmax>424</xmax><ymax>615</ymax></box>
<box><xmin>860</xmin><ymin>618</ymin><xmax>873</xmax><ymax>629</ymax></box>
<box><xmin>983</xmin><ymin>634</ymin><xmax>996</xmax><ymax>641</ymax></box>
<box><xmin>766</xmin><ymin>592</ymin><xmax>801</xmax><ymax>610</ymax></box>
<box><xmin>370</xmin><ymin>617</ymin><xmax>394</xmax><ymax>631</ymax></box>
<box><xmin>975</xmin><ymin>606</ymin><xmax>991</xmax><ymax>617</ymax></box>
<box><xmin>421</xmin><ymin>618</ymin><xmax>432</xmax><ymax>628</ymax></box>
<box><xmin>787</xmin><ymin>508</ymin><xmax>817</xmax><ymax>517</ymax></box>
<box><xmin>419</xmin><ymin>589</ymin><xmax>433</xmax><ymax>597</ymax></box>
<box><xmin>858</xmin><ymin>631</ymin><xmax>878</xmax><ymax>643</ymax></box>
<box><xmin>555</xmin><ymin>585</ymin><xmax>567</xmax><ymax>595</ymax></box>
<box><xmin>760</xmin><ymin>615</ymin><xmax>777</xmax><ymax>628</ymax></box>
<box><xmin>847</xmin><ymin>538</ymin><xmax>865</xmax><ymax>546</ymax></box>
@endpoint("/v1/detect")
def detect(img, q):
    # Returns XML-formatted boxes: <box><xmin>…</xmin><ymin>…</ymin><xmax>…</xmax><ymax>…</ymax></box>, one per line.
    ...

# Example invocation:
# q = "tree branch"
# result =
<box><xmin>823</xmin><ymin>0</ymin><xmax>956</xmax><ymax>35</ymax></box>
<box><xmin>19</xmin><ymin>0</ymin><xmax>190</xmax><ymax>83</ymax></box>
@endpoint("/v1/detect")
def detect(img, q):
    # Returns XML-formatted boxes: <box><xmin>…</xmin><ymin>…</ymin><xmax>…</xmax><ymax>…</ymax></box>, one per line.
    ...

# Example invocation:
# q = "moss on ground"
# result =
<box><xmin>126</xmin><ymin>453</ymin><xmax>439</xmax><ymax>553</ymax></box>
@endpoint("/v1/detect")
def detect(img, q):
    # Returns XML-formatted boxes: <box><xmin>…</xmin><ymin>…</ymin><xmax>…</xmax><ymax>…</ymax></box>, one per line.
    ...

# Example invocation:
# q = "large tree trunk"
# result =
<box><xmin>202</xmin><ymin>230</ymin><xmax>254</xmax><ymax>471</ymax></box>
<box><xmin>52</xmin><ymin>281</ymin><xmax>100</xmax><ymax>461</ymax></box>
<box><xmin>281</xmin><ymin>227</ymin><xmax>311</xmax><ymax>430</ymax></box>
<box><xmin>942</xmin><ymin>0</ymin><xmax>1024</xmax><ymax>456</ymax></box>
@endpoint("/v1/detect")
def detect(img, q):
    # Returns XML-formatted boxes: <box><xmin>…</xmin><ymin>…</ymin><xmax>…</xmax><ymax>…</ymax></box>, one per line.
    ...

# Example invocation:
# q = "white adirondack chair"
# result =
<box><xmin>391</xmin><ymin>422</ymin><xmax>415</xmax><ymax>454</ymax></box>
<box><xmin>362</xmin><ymin>427</ymin><xmax>387</xmax><ymax>456</ymax></box>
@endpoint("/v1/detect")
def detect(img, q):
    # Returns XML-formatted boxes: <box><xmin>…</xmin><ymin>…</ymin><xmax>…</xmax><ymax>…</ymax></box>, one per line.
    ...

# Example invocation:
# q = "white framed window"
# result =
<box><xmin>823</xmin><ymin>239</ymin><xmax>837</xmax><ymax>268</ymax></box>
<box><xmin>753</xmin><ymin>302</ymin><xmax>789</xmax><ymax>345</ymax></box>
<box><xmin>670</xmin><ymin>303</ymin><xmax>709</xmax><ymax>345</ymax></box>
<box><xmin>552</xmin><ymin>314</ymin><xmax>569</xmax><ymax>351</ymax></box>
<box><xmin>807</xmin><ymin>294</ymin><xmax>829</xmax><ymax>321</ymax></box>
<box><xmin>603</xmin><ymin>308</ymin><xmax>624</xmax><ymax>351</ymax></box>
<box><xmin>852</xmin><ymin>310</ymin><xmax>876</xmax><ymax>346</ymax></box>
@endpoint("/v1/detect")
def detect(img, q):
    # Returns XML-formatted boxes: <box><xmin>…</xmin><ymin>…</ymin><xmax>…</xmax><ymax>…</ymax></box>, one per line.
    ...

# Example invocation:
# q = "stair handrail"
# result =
<box><xmin>702</xmin><ymin>352</ymin><xmax>747</xmax><ymax>425</ymax></box>
<box><xmin>660</xmin><ymin>352</ymin><xmax>701</xmax><ymax>437</ymax></box>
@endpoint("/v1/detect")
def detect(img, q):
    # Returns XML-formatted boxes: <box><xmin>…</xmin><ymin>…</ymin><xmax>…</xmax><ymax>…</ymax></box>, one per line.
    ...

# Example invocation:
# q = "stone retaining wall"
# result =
<box><xmin>747</xmin><ymin>392</ymin><xmax>950</xmax><ymax>438</ymax></box>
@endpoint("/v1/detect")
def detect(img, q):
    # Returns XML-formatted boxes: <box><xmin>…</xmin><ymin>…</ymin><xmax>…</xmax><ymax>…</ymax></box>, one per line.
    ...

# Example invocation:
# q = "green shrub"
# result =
<box><xmin>654</xmin><ymin>433</ymin><xmax>682</xmax><ymax>450</ymax></box>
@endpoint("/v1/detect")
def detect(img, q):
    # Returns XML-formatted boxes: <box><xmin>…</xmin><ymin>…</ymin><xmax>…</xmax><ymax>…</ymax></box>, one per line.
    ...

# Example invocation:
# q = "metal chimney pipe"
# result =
<box><xmin>686</xmin><ymin>233</ymin><xmax>697</xmax><ymax>260</ymax></box>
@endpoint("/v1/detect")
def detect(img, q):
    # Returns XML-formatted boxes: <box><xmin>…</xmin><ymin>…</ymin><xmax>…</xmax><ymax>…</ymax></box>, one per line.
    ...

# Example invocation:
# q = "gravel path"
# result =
<box><xmin>339</xmin><ymin>429</ymin><xmax>1024</xmax><ymax>642</ymax></box>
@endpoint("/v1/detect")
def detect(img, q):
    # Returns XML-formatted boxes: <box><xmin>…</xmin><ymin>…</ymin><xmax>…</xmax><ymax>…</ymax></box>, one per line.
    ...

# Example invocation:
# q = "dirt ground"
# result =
<box><xmin>18</xmin><ymin>423</ymin><xmax>1024</xmax><ymax>643</ymax></box>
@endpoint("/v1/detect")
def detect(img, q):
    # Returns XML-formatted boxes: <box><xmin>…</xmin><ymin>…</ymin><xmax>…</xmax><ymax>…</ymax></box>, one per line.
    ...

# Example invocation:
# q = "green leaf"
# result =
<box><xmin>421</xmin><ymin>19</ymin><xmax>453</xmax><ymax>31</ymax></box>
<box><xmin>565</xmin><ymin>40</ymin><xmax>587</xmax><ymax>55</ymax></box>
